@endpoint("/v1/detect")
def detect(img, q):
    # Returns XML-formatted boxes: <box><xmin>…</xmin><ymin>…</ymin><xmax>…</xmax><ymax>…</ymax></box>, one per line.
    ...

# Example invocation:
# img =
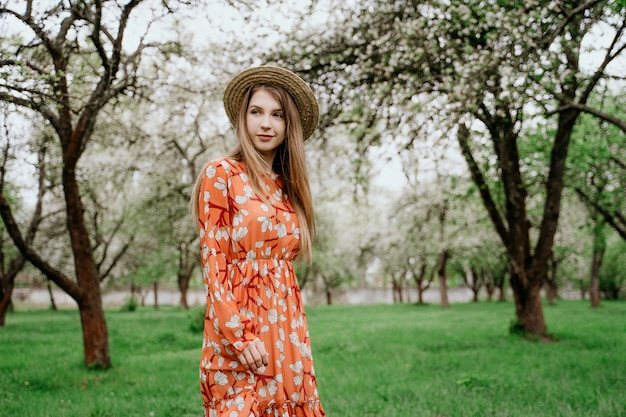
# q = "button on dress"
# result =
<box><xmin>197</xmin><ymin>158</ymin><xmax>325</xmax><ymax>417</ymax></box>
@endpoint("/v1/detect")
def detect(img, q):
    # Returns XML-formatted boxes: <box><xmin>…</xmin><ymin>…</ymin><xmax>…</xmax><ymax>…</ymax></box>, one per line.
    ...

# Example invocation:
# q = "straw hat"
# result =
<box><xmin>223</xmin><ymin>65</ymin><xmax>319</xmax><ymax>140</ymax></box>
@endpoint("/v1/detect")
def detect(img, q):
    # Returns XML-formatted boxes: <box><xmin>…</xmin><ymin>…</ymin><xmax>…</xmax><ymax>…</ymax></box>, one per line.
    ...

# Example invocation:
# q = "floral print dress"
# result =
<box><xmin>197</xmin><ymin>158</ymin><xmax>325</xmax><ymax>417</ymax></box>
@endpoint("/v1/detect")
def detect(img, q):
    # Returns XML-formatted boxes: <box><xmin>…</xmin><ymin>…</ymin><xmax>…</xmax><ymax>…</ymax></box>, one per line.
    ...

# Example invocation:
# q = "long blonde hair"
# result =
<box><xmin>190</xmin><ymin>84</ymin><xmax>315</xmax><ymax>262</ymax></box>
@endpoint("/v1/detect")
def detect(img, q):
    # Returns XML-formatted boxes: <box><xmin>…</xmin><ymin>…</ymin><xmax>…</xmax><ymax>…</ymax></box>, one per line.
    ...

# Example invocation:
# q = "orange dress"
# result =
<box><xmin>197</xmin><ymin>158</ymin><xmax>325</xmax><ymax>417</ymax></box>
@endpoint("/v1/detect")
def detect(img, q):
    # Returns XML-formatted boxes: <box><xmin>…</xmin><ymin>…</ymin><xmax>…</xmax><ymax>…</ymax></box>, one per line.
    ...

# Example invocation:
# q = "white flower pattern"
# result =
<box><xmin>197</xmin><ymin>159</ymin><xmax>324</xmax><ymax>417</ymax></box>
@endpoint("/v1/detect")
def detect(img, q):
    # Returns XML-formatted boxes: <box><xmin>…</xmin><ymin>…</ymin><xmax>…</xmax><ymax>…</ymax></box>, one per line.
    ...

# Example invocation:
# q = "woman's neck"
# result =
<box><xmin>259</xmin><ymin>154</ymin><xmax>275</xmax><ymax>174</ymax></box>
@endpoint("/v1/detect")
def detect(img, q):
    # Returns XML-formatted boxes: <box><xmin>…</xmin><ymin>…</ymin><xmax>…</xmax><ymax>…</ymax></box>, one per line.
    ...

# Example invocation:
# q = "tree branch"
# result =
<box><xmin>576</xmin><ymin>188</ymin><xmax>626</xmax><ymax>241</ymax></box>
<box><xmin>583</xmin><ymin>20</ymin><xmax>626</xmax><ymax>99</ymax></box>
<box><xmin>0</xmin><ymin>7</ymin><xmax>62</xmax><ymax>64</ymax></box>
<box><xmin>536</xmin><ymin>0</ymin><xmax>604</xmax><ymax>48</ymax></box>
<box><xmin>88</xmin><ymin>0</ymin><xmax>111</xmax><ymax>76</ymax></box>
<box><xmin>456</xmin><ymin>123</ymin><xmax>510</xmax><ymax>250</ymax></box>
<box><xmin>557</xmin><ymin>101</ymin><xmax>626</xmax><ymax>132</ymax></box>
<box><xmin>100</xmin><ymin>237</ymin><xmax>134</xmax><ymax>282</ymax></box>
<box><xmin>0</xmin><ymin>58</ymin><xmax>46</xmax><ymax>76</ymax></box>
<box><xmin>0</xmin><ymin>92</ymin><xmax>62</xmax><ymax>135</ymax></box>
<box><xmin>0</xmin><ymin>193</ymin><xmax>81</xmax><ymax>301</ymax></box>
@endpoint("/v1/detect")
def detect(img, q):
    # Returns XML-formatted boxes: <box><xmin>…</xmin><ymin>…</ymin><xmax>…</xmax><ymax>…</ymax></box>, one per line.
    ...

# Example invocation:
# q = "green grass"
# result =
<box><xmin>1</xmin><ymin>301</ymin><xmax>625</xmax><ymax>417</ymax></box>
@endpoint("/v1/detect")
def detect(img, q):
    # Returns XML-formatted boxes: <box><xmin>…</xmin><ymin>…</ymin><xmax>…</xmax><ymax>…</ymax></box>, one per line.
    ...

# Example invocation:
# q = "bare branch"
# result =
<box><xmin>88</xmin><ymin>0</ymin><xmax>111</xmax><ymax>76</ymax></box>
<box><xmin>576</xmin><ymin>188</ymin><xmax>626</xmax><ymax>240</ymax></box>
<box><xmin>0</xmin><ymin>58</ymin><xmax>46</xmax><ymax>76</ymax></box>
<box><xmin>456</xmin><ymin>123</ymin><xmax>510</xmax><ymax>250</ymax></box>
<box><xmin>0</xmin><ymin>92</ymin><xmax>61</xmax><ymax>133</ymax></box>
<box><xmin>536</xmin><ymin>0</ymin><xmax>605</xmax><ymax>48</ymax></box>
<box><xmin>56</xmin><ymin>9</ymin><xmax>76</xmax><ymax>48</ymax></box>
<box><xmin>0</xmin><ymin>193</ymin><xmax>81</xmax><ymax>301</ymax></box>
<box><xmin>580</xmin><ymin>19</ymin><xmax>626</xmax><ymax>103</ymax></box>
<box><xmin>100</xmin><ymin>237</ymin><xmax>134</xmax><ymax>282</ymax></box>
<box><xmin>610</xmin><ymin>155</ymin><xmax>626</xmax><ymax>170</ymax></box>
<box><xmin>557</xmin><ymin>101</ymin><xmax>626</xmax><ymax>133</ymax></box>
<box><xmin>0</xmin><ymin>7</ymin><xmax>62</xmax><ymax>63</ymax></box>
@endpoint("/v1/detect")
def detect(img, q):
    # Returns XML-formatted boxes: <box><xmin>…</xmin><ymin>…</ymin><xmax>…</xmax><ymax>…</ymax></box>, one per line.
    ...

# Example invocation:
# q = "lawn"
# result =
<box><xmin>1</xmin><ymin>300</ymin><xmax>625</xmax><ymax>417</ymax></box>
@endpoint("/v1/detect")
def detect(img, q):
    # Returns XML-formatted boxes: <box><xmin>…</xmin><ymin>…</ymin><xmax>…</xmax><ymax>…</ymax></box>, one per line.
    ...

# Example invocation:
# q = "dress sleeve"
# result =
<box><xmin>197</xmin><ymin>161</ymin><xmax>255</xmax><ymax>356</ymax></box>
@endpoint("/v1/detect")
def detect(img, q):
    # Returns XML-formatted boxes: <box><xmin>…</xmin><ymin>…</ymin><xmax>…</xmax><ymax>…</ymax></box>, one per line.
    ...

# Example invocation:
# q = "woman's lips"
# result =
<box><xmin>258</xmin><ymin>135</ymin><xmax>273</xmax><ymax>141</ymax></box>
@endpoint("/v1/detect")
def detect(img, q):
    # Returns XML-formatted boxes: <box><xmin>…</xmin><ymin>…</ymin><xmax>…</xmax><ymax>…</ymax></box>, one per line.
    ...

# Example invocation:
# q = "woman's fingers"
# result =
<box><xmin>254</xmin><ymin>339</ymin><xmax>269</xmax><ymax>366</ymax></box>
<box><xmin>238</xmin><ymin>338</ymin><xmax>269</xmax><ymax>371</ymax></box>
<box><xmin>237</xmin><ymin>350</ymin><xmax>254</xmax><ymax>369</ymax></box>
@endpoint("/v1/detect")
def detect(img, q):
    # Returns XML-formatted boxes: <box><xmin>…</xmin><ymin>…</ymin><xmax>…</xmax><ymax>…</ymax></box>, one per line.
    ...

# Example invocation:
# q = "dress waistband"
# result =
<box><xmin>230</xmin><ymin>258</ymin><xmax>293</xmax><ymax>266</ymax></box>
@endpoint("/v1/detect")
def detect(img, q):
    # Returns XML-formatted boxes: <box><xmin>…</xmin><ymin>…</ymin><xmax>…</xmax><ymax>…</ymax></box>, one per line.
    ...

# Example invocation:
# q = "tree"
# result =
<box><xmin>459</xmin><ymin>243</ymin><xmax>509</xmax><ymax>303</ymax></box>
<box><xmin>141</xmin><ymin>48</ymin><xmax>234</xmax><ymax>308</ymax></box>
<box><xmin>0</xmin><ymin>130</ymin><xmax>47</xmax><ymax>325</ymax></box>
<box><xmin>554</xmin><ymin>98</ymin><xmax>625</xmax><ymax>306</ymax></box>
<box><xmin>568</xmin><ymin>103</ymin><xmax>625</xmax><ymax>240</ymax></box>
<box><xmin>305</xmin><ymin>207</ymin><xmax>358</xmax><ymax>305</ymax></box>
<box><xmin>274</xmin><ymin>0</ymin><xmax>626</xmax><ymax>339</ymax></box>
<box><xmin>599</xmin><ymin>238</ymin><xmax>626</xmax><ymax>299</ymax></box>
<box><xmin>588</xmin><ymin>214</ymin><xmax>607</xmax><ymax>307</ymax></box>
<box><xmin>380</xmin><ymin>241</ymin><xmax>415</xmax><ymax>304</ymax></box>
<box><xmin>544</xmin><ymin>245</ymin><xmax>570</xmax><ymax>305</ymax></box>
<box><xmin>381</xmin><ymin>168</ymin><xmax>496</xmax><ymax>306</ymax></box>
<box><xmin>0</xmin><ymin>0</ymin><xmax>187</xmax><ymax>368</ymax></box>
<box><xmin>520</xmin><ymin>97</ymin><xmax>623</xmax><ymax>305</ymax></box>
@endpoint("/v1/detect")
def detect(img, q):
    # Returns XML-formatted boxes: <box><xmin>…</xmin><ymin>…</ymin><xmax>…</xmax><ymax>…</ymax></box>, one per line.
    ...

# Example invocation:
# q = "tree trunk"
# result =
<box><xmin>77</xmin><ymin>289</ymin><xmax>110</xmax><ymax>369</ymax></box>
<box><xmin>440</xmin><ymin>274</ymin><xmax>449</xmax><ymax>308</ymax></box>
<box><xmin>64</xmin><ymin>166</ymin><xmax>112</xmax><ymax>369</ymax></box>
<box><xmin>357</xmin><ymin>245</ymin><xmax>372</xmax><ymax>289</ymax></box>
<box><xmin>485</xmin><ymin>276</ymin><xmax>495</xmax><ymax>301</ymax></box>
<box><xmin>47</xmin><ymin>279</ymin><xmax>58</xmax><ymax>311</ymax></box>
<box><xmin>589</xmin><ymin>245</ymin><xmax>604</xmax><ymax>308</ymax></box>
<box><xmin>153</xmin><ymin>281</ymin><xmax>159</xmax><ymax>309</ymax></box>
<box><xmin>177</xmin><ymin>241</ymin><xmax>195</xmax><ymax>309</ymax></box>
<box><xmin>509</xmin><ymin>269</ymin><xmax>548</xmax><ymax>340</ymax></box>
<box><xmin>179</xmin><ymin>278</ymin><xmax>189</xmax><ymax>309</ymax></box>
<box><xmin>467</xmin><ymin>267</ymin><xmax>481</xmax><ymax>302</ymax></box>
<box><xmin>411</xmin><ymin>262</ymin><xmax>430</xmax><ymax>305</ymax></box>
<box><xmin>393</xmin><ymin>278</ymin><xmax>403</xmax><ymax>303</ymax></box>
<box><xmin>0</xmin><ymin>280</ymin><xmax>15</xmax><ymax>326</ymax></box>
<box><xmin>498</xmin><ymin>286</ymin><xmax>506</xmax><ymax>302</ymax></box>
<box><xmin>438</xmin><ymin>249</ymin><xmax>449</xmax><ymax>308</ymax></box>
<box><xmin>140</xmin><ymin>287</ymin><xmax>147</xmax><ymax>307</ymax></box>
<box><xmin>545</xmin><ymin>278</ymin><xmax>557</xmax><ymax>306</ymax></box>
<box><xmin>0</xmin><ymin>246</ymin><xmax>22</xmax><ymax>327</ymax></box>
<box><xmin>325</xmin><ymin>289</ymin><xmax>332</xmax><ymax>305</ymax></box>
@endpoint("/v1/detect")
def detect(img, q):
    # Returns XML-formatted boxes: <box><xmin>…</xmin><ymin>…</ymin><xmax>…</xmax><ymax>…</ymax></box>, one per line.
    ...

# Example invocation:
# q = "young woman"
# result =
<box><xmin>190</xmin><ymin>66</ymin><xmax>325</xmax><ymax>417</ymax></box>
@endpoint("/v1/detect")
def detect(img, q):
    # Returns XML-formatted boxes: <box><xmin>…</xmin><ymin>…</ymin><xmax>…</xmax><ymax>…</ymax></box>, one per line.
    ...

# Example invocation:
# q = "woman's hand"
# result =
<box><xmin>238</xmin><ymin>338</ymin><xmax>269</xmax><ymax>372</ymax></box>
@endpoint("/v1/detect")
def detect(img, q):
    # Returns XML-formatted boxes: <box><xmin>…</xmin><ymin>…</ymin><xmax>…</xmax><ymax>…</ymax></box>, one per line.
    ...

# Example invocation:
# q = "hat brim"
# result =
<box><xmin>223</xmin><ymin>66</ymin><xmax>319</xmax><ymax>141</ymax></box>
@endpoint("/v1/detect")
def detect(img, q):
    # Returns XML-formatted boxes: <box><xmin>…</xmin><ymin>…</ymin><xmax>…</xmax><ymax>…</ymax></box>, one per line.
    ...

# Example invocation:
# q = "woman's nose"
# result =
<box><xmin>261</xmin><ymin>114</ymin><xmax>271</xmax><ymax>128</ymax></box>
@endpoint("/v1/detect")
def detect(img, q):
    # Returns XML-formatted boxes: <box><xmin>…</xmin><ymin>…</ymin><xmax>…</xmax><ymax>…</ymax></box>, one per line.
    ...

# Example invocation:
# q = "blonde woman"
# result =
<box><xmin>190</xmin><ymin>66</ymin><xmax>325</xmax><ymax>417</ymax></box>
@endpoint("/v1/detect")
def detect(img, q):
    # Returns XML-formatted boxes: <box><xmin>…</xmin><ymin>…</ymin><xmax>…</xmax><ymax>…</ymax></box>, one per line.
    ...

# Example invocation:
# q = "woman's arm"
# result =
<box><xmin>197</xmin><ymin>160</ymin><xmax>257</xmax><ymax>358</ymax></box>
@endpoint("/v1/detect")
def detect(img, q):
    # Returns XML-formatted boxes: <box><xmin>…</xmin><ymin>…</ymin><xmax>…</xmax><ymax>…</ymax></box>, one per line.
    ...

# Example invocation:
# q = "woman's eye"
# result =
<box><xmin>274</xmin><ymin>113</ymin><xmax>284</xmax><ymax>118</ymax></box>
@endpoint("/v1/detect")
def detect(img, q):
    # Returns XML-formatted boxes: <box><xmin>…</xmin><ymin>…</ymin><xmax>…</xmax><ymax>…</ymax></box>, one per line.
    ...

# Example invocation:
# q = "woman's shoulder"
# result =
<box><xmin>204</xmin><ymin>158</ymin><xmax>245</xmax><ymax>177</ymax></box>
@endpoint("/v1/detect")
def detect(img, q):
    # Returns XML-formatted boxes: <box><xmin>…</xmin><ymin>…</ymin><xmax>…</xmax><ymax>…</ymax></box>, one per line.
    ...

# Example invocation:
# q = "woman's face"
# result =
<box><xmin>246</xmin><ymin>88</ymin><xmax>286</xmax><ymax>165</ymax></box>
